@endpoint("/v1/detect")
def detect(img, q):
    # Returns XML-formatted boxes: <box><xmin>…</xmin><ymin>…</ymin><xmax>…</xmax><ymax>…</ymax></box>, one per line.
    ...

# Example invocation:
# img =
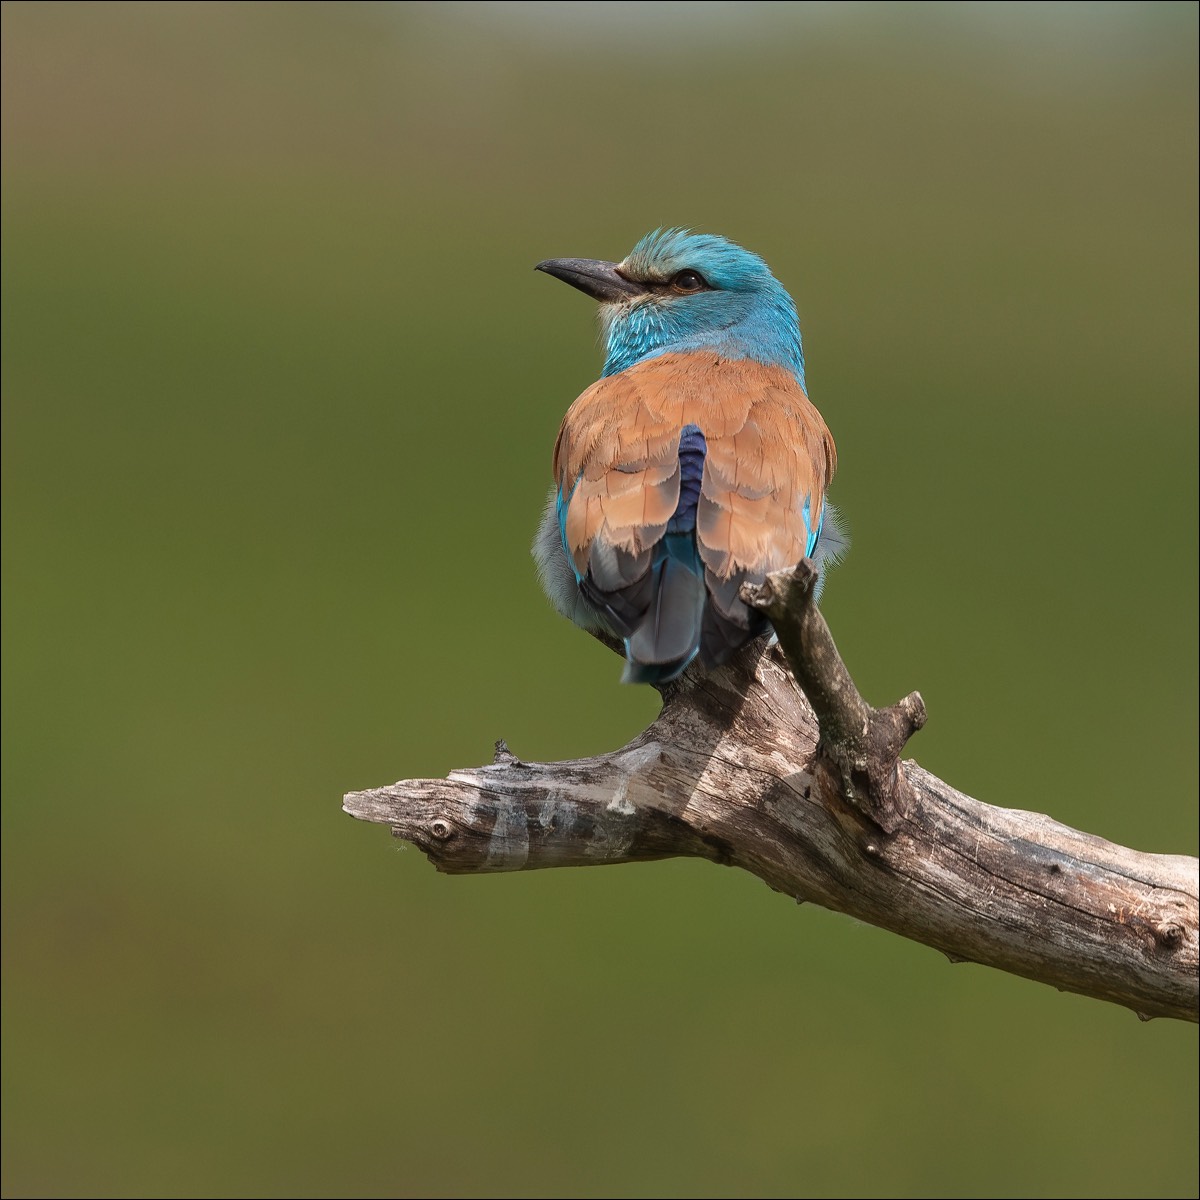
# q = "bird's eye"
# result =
<box><xmin>670</xmin><ymin>269</ymin><xmax>708</xmax><ymax>294</ymax></box>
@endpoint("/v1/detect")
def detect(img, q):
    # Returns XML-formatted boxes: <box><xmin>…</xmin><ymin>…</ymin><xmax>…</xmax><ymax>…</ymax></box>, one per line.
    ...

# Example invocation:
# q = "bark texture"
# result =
<box><xmin>344</xmin><ymin>562</ymin><xmax>1199</xmax><ymax>1023</ymax></box>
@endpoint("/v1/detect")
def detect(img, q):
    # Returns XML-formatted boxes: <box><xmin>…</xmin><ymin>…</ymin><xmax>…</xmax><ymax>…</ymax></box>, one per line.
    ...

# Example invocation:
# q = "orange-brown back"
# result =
<box><xmin>554</xmin><ymin>350</ymin><xmax>836</xmax><ymax>587</ymax></box>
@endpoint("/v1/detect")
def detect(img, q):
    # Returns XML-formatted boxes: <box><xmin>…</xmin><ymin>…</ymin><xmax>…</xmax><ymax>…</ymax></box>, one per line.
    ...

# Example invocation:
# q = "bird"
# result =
<box><xmin>533</xmin><ymin>228</ymin><xmax>846</xmax><ymax>684</ymax></box>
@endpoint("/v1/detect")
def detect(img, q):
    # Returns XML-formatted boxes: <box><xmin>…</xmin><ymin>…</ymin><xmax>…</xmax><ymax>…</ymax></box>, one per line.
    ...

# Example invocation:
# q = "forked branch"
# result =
<box><xmin>344</xmin><ymin>562</ymin><xmax>1199</xmax><ymax>1023</ymax></box>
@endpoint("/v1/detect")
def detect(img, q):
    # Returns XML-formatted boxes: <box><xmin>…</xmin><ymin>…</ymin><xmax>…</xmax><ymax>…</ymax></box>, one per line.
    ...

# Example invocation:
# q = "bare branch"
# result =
<box><xmin>344</xmin><ymin>562</ymin><xmax>1199</xmax><ymax>1023</ymax></box>
<box><xmin>741</xmin><ymin>560</ymin><xmax>927</xmax><ymax>809</ymax></box>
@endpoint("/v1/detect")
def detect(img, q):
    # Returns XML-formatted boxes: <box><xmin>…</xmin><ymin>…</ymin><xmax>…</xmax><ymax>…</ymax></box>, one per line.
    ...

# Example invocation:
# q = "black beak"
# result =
<box><xmin>535</xmin><ymin>258</ymin><xmax>646</xmax><ymax>303</ymax></box>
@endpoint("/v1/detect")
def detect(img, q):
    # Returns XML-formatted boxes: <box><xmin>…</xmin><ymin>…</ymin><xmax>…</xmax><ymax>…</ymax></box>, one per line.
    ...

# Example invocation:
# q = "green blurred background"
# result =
<box><xmin>2</xmin><ymin>2</ymin><xmax>1196</xmax><ymax>1197</ymax></box>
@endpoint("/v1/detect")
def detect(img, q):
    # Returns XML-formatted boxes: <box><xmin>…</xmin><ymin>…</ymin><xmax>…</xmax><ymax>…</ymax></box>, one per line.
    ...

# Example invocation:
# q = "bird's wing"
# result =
<box><xmin>553</xmin><ymin>351</ymin><xmax>836</xmax><ymax>672</ymax></box>
<box><xmin>695</xmin><ymin>361</ymin><xmax>835</xmax><ymax>576</ymax></box>
<box><xmin>693</xmin><ymin>359</ymin><xmax>835</xmax><ymax>661</ymax></box>
<box><xmin>554</xmin><ymin>359</ymin><xmax>683</xmax><ymax>578</ymax></box>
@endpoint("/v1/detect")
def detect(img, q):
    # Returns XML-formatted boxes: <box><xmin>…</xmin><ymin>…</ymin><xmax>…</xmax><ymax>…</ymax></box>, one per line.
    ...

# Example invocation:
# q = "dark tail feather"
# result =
<box><xmin>698</xmin><ymin>569</ymin><xmax>769</xmax><ymax>668</ymax></box>
<box><xmin>699</xmin><ymin>605</ymin><xmax>760</xmax><ymax>668</ymax></box>
<box><xmin>622</xmin><ymin>555</ymin><xmax>704</xmax><ymax>684</ymax></box>
<box><xmin>622</xmin><ymin>658</ymin><xmax>693</xmax><ymax>685</ymax></box>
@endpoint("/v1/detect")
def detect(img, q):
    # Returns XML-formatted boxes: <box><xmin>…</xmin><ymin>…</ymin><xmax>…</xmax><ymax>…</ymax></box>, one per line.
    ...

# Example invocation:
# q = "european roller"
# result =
<box><xmin>534</xmin><ymin>228</ymin><xmax>846</xmax><ymax>684</ymax></box>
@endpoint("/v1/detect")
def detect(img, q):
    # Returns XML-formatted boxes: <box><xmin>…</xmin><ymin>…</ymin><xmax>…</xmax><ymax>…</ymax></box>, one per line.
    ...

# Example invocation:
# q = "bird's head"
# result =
<box><xmin>536</xmin><ymin>228</ymin><xmax>805</xmax><ymax>383</ymax></box>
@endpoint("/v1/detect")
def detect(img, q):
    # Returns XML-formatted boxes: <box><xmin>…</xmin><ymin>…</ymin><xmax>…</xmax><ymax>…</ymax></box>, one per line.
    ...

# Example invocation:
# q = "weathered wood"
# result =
<box><xmin>344</xmin><ymin>563</ymin><xmax>1199</xmax><ymax>1023</ymax></box>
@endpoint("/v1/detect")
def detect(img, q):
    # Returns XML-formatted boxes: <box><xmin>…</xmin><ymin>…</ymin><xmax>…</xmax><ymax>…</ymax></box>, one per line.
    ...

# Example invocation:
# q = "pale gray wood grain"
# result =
<box><xmin>344</xmin><ymin>563</ymin><xmax>1198</xmax><ymax>1023</ymax></box>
